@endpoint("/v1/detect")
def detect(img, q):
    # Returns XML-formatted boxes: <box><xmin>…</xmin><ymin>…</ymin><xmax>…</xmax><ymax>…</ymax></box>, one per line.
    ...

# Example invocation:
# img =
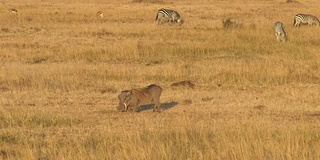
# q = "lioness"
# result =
<box><xmin>118</xmin><ymin>84</ymin><xmax>162</xmax><ymax>112</ymax></box>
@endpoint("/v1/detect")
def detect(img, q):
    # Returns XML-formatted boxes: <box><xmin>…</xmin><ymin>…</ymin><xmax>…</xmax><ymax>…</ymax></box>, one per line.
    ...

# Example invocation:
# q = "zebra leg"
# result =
<box><xmin>275</xmin><ymin>33</ymin><xmax>280</xmax><ymax>42</ymax></box>
<box><xmin>157</xmin><ymin>17</ymin><xmax>163</xmax><ymax>25</ymax></box>
<box><xmin>171</xmin><ymin>17</ymin><xmax>176</xmax><ymax>24</ymax></box>
<box><xmin>308</xmin><ymin>20</ymin><xmax>314</xmax><ymax>27</ymax></box>
<box><xmin>160</xmin><ymin>19</ymin><xmax>166</xmax><ymax>25</ymax></box>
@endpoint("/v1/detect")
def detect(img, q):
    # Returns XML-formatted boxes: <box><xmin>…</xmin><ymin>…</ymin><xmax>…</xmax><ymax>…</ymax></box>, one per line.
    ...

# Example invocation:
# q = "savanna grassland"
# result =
<box><xmin>1</xmin><ymin>0</ymin><xmax>320</xmax><ymax>159</ymax></box>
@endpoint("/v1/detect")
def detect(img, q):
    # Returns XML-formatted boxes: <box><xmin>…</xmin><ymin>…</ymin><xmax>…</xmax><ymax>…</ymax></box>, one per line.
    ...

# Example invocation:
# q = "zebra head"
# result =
<box><xmin>279</xmin><ymin>33</ymin><xmax>288</xmax><ymax>42</ymax></box>
<box><xmin>177</xmin><ymin>19</ymin><xmax>184</xmax><ymax>25</ymax></box>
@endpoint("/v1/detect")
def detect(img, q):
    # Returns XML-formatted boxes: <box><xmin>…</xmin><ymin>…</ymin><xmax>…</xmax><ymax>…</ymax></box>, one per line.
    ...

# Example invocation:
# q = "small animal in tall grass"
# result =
<box><xmin>171</xmin><ymin>80</ymin><xmax>196</xmax><ymax>89</ymax></box>
<box><xmin>10</xmin><ymin>8</ymin><xmax>18</xmax><ymax>15</ymax></box>
<box><xmin>118</xmin><ymin>84</ymin><xmax>163</xmax><ymax>112</ymax></box>
<box><xmin>273</xmin><ymin>22</ymin><xmax>288</xmax><ymax>42</ymax></box>
<box><xmin>96</xmin><ymin>11</ymin><xmax>103</xmax><ymax>18</ymax></box>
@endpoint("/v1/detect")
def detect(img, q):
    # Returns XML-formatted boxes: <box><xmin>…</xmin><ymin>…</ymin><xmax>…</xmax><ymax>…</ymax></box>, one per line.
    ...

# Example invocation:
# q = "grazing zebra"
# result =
<box><xmin>294</xmin><ymin>14</ymin><xmax>320</xmax><ymax>27</ymax></box>
<box><xmin>155</xmin><ymin>8</ymin><xmax>183</xmax><ymax>25</ymax></box>
<box><xmin>96</xmin><ymin>11</ymin><xmax>103</xmax><ymax>18</ymax></box>
<box><xmin>10</xmin><ymin>8</ymin><xmax>18</xmax><ymax>15</ymax></box>
<box><xmin>273</xmin><ymin>22</ymin><xmax>288</xmax><ymax>42</ymax></box>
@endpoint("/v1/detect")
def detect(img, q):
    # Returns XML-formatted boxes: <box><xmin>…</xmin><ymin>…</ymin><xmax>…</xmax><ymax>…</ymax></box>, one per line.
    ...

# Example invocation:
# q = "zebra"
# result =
<box><xmin>293</xmin><ymin>14</ymin><xmax>320</xmax><ymax>27</ymax></box>
<box><xmin>273</xmin><ymin>22</ymin><xmax>288</xmax><ymax>42</ymax></box>
<box><xmin>155</xmin><ymin>8</ymin><xmax>183</xmax><ymax>25</ymax></box>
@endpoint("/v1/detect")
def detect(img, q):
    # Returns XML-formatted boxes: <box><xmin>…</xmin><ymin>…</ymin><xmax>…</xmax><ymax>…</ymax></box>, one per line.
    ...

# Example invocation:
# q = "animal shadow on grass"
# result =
<box><xmin>139</xmin><ymin>101</ymin><xmax>178</xmax><ymax>112</ymax></box>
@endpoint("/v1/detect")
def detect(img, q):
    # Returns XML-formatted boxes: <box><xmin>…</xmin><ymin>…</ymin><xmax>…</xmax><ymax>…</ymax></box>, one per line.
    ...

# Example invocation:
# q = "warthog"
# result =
<box><xmin>117</xmin><ymin>84</ymin><xmax>163</xmax><ymax>112</ymax></box>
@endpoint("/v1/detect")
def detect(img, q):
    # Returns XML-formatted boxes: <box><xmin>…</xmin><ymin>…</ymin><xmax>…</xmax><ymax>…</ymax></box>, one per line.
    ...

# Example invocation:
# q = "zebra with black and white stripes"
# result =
<box><xmin>155</xmin><ymin>8</ymin><xmax>183</xmax><ymax>25</ymax></box>
<box><xmin>273</xmin><ymin>22</ymin><xmax>288</xmax><ymax>42</ymax></box>
<box><xmin>293</xmin><ymin>14</ymin><xmax>320</xmax><ymax>27</ymax></box>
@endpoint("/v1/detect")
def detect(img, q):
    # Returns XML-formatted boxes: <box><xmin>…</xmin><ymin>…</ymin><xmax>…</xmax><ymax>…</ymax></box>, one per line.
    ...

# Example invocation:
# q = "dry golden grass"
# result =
<box><xmin>1</xmin><ymin>0</ymin><xmax>320</xmax><ymax>159</ymax></box>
